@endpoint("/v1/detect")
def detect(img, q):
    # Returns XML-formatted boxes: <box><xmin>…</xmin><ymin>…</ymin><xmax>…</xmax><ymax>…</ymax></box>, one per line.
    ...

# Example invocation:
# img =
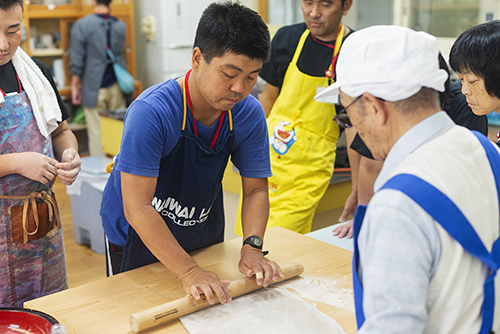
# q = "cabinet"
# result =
<box><xmin>21</xmin><ymin>0</ymin><xmax>137</xmax><ymax>100</ymax></box>
<box><xmin>21</xmin><ymin>0</ymin><xmax>139</xmax><ymax>154</ymax></box>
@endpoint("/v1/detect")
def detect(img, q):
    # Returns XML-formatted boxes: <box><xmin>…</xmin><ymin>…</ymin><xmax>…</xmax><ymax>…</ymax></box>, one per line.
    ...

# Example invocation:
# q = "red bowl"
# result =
<box><xmin>0</xmin><ymin>308</ymin><xmax>59</xmax><ymax>334</ymax></box>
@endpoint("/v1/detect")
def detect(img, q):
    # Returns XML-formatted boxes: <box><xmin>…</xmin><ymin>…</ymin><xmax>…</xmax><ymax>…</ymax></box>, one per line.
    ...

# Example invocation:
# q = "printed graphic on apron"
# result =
<box><xmin>152</xmin><ymin>196</ymin><xmax>212</xmax><ymax>227</ymax></box>
<box><xmin>270</xmin><ymin>121</ymin><xmax>297</xmax><ymax>155</ymax></box>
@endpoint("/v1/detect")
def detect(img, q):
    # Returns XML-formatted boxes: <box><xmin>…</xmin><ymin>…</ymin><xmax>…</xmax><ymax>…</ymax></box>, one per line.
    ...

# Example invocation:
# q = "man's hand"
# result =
<box><xmin>239</xmin><ymin>246</ymin><xmax>284</xmax><ymax>287</ymax></box>
<box><xmin>180</xmin><ymin>266</ymin><xmax>232</xmax><ymax>305</ymax></box>
<box><xmin>71</xmin><ymin>86</ymin><xmax>82</xmax><ymax>105</ymax></box>
<box><xmin>71</xmin><ymin>75</ymin><xmax>82</xmax><ymax>105</ymax></box>
<box><xmin>17</xmin><ymin>152</ymin><xmax>59</xmax><ymax>184</ymax></box>
<box><xmin>333</xmin><ymin>220</ymin><xmax>354</xmax><ymax>239</ymax></box>
<box><xmin>55</xmin><ymin>148</ymin><xmax>81</xmax><ymax>185</ymax></box>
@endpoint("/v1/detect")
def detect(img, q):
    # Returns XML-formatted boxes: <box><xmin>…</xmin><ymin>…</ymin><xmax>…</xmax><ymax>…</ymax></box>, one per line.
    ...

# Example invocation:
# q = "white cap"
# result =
<box><xmin>315</xmin><ymin>25</ymin><xmax>448</xmax><ymax>103</ymax></box>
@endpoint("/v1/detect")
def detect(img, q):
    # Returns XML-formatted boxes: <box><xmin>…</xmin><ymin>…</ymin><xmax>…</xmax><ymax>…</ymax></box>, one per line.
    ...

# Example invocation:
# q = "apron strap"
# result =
<box><xmin>291</xmin><ymin>30</ymin><xmax>310</xmax><ymax>66</ymax></box>
<box><xmin>352</xmin><ymin>204</ymin><xmax>368</xmax><ymax>328</ymax></box>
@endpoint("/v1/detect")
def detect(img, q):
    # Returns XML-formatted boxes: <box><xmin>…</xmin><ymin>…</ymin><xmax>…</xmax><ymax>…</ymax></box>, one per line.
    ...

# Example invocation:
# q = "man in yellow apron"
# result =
<box><xmin>236</xmin><ymin>0</ymin><xmax>353</xmax><ymax>234</ymax></box>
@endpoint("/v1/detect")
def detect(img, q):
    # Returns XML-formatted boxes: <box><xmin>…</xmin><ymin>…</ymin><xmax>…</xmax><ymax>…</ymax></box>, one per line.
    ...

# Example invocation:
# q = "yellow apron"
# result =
<box><xmin>236</xmin><ymin>29</ymin><xmax>341</xmax><ymax>235</ymax></box>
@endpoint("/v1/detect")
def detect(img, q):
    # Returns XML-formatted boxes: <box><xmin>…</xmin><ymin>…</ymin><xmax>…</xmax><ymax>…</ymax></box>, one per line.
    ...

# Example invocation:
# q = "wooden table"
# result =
<box><xmin>25</xmin><ymin>227</ymin><xmax>356</xmax><ymax>334</ymax></box>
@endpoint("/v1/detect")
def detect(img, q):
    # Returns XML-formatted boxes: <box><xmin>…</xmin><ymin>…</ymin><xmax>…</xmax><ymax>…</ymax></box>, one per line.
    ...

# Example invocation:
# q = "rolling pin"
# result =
<box><xmin>129</xmin><ymin>259</ymin><xmax>304</xmax><ymax>332</ymax></box>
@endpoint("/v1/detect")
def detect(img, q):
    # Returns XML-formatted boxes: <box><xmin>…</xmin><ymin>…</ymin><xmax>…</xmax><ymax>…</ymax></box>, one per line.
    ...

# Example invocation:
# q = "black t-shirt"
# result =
<box><xmin>0</xmin><ymin>59</ymin><xmax>69</xmax><ymax>121</ymax></box>
<box><xmin>260</xmin><ymin>22</ymin><xmax>354</xmax><ymax>89</ymax></box>
<box><xmin>350</xmin><ymin>80</ymin><xmax>489</xmax><ymax>160</ymax></box>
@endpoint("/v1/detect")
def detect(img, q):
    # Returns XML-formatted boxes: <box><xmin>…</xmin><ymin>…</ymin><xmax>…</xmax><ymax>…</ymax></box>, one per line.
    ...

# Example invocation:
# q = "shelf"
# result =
<box><xmin>26</xmin><ymin>3</ymin><xmax>80</xmax><ymax>18</ymax></box>
<box><xmin>31</xmin><ymin>48</ymin><xmax>63</xmax><ymax>57</ymax></box>
<box><xmin>24</xmin><ymin>0</ymin><xmax>138</xmax><ymax>103</ymax></box>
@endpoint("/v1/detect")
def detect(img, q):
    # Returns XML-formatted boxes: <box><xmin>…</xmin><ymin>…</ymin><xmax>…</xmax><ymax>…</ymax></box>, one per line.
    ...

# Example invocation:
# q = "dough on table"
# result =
<box><xmin>180</xmin><ymin>287</ymin><xmax>348</xmax><ymax>334</ymax></box>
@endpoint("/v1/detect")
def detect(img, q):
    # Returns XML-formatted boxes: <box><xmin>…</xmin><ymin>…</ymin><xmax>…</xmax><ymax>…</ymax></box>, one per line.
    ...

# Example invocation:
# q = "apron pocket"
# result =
<box><xmin>11</xmin><ymin>201</ymin><xmax>54</xmax><ymax>243</ymax></box>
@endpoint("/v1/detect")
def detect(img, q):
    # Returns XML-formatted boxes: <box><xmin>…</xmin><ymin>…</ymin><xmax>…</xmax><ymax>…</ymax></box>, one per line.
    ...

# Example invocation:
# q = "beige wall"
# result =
<box><xmin>239</xmin><ymin>0</ymin><xmax>259</xmax><ymax>10</ymax></box>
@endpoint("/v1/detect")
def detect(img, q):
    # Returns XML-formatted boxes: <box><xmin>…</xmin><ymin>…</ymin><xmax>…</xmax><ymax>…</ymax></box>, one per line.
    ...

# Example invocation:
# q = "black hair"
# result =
<box><xmin>438</xmin><ymin>52</ymin><xmax>452</xmax><ymax>111</ymax></box>
<box><xmin>193</xmin><ymin>1</ymin><xmax>271</xmax><ymax>64</ymax></box>
<box><xmin>449</xmin><ymin>20</ymin><xmax>500</xmax><ymax>99</ymax></box>
<box><xmin>96</xmin><ymin>0</ymin><xmax>112</xmax><ymax>6</ymax></box>
<box><xmin>0</xmin><ymin>0</ymin><xmax>23</xmax><ymax>11</ymax></box>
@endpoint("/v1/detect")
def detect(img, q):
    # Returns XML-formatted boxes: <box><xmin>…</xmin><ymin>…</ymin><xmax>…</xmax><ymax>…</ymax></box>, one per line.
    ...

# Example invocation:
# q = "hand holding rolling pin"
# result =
<box><xmin>239</xmin><ymin>235</ymin><xmax>284</xmax><ymax>287</ymax></box>
<box><xmin>179</xmin><ymin>266</ymin><xmax>231</xmax><ymax>305</ymax></box>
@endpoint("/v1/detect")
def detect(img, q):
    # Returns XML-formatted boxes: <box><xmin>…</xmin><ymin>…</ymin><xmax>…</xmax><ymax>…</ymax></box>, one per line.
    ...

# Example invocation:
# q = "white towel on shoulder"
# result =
<box><xmin>5</xmin><ymin>47</ymin><xmax>62</xmax><ymax>138</ymax></box>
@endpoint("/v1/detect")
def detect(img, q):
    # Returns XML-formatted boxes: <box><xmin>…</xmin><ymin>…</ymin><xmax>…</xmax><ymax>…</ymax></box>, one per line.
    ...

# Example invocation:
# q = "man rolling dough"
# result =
<box><xmin>100</xmin><ymin>1</ymin><xmax>283</xmax><ymax>305</ymax></box>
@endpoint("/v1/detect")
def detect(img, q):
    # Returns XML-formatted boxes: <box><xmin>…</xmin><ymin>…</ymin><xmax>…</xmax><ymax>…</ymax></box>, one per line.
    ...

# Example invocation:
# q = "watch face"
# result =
<box><xmin>252</xmin><ymin>237</ymin><xmax>262</xmax><ymax>247</ymax></box>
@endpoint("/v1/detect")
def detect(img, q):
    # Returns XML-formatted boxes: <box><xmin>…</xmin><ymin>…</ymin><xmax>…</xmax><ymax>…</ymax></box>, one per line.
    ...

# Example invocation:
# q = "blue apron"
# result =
<box><xmin>352</xmin><ymin>131</ymin><xmax>500</xmax><ymax>333</ymax></box>
<box><xmin>121</xmin><ymin>71</ymin><xmax>234</xmax><ymax>272</ymax></box>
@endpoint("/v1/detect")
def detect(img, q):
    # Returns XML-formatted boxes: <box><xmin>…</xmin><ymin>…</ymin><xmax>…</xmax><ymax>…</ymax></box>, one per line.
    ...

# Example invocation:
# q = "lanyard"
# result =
<box><xmin>0</xmin><ymin>72</ymin><xmax>22</xmax><ymax>97</ymax></box>
<box><xmin>310</xmin><ymin>23</ymin><xmax>345</xmax><ymax>81</ymax></box>
<box><xmin>182</xmin><ymin>69</ymin><xmax>226</xmax><ymax>150</ymax></box>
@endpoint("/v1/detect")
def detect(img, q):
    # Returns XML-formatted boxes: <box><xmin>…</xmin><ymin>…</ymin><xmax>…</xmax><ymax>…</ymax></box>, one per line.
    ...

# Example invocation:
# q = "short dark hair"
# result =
<box><xmin>449</xmin><ymin>20</ymin><xmax>500</xmax><ymax>99</ymax></box>
<box><xmin>96</xmin><ymin>0</ymin><xmax>112</xmax><ymax>6</ymax></box>
<box><xmin>193</xmin><ymin>1</ymin><xmax>271</xmax><ymax>64</ymax></box>
<box><xmin>438</xmin><ymin>52</ymin><xmax>452</xmax><ymax>110</ymax></box>
<box><xmin>0</xmin><ymin>0</ymin><xmax>23</xmax><ymax>11</ymax></box>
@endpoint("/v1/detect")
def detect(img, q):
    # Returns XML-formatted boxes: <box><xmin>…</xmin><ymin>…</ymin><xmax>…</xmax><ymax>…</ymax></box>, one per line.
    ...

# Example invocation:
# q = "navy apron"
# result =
<box><xmin>352</xmin><ymin>131</ymin><xmax>500</xmax><ymax>333</ymax></box>
<box><xmin>121</xmin><ymin>70</ymin><xmax>233</xmax><ymax>272</ymax></box>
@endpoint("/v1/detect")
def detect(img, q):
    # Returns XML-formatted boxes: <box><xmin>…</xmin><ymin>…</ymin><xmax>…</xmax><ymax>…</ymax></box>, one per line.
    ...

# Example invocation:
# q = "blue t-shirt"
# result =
<box><xmin>100</xmin><ymin>79</ymin><xmax>271</xmax><ymax>246</ymax></box>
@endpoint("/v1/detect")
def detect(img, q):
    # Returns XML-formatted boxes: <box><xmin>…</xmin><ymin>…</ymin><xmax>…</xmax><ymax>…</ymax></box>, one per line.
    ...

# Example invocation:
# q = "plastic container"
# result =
<box><xmin>67</xmin><ymin>156</ymin><xmax>112</xmax><ymax>254</ymax></box>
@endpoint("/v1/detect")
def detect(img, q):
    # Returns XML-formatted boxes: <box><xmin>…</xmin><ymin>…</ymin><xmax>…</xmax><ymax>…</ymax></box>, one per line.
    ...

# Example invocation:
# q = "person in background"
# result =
<box><xmin>0</xmin><ymin>0</ymin><xmax>81</xmax><ymax>307</ymax></box>
<box><xmin>236</xmin><ymin>0</ymin><xmax>354</xmax><ymax>235</ymax></box>
<box><xmin>316</xmin><ymin>25</ymin><xmax>499</xmax><ymax>333</ymax></box>
<box><xmin>100</xmin><ymin>1</ymin><xmax>283</xmax><ymax>305</ymax></box>
<box><xmin>450</xmin><ymin>19</ymin><xmax>500</xmax><ymax>148</ymax></box>
<box><xmin>70</xmin><ymin>0</ymin><xmax>128</xmax><ymax>157</ymax></box>
<box><xmin>333</xmin><ymin>53</ymin><xmax>488</xmax><ymax>239</ymax></box>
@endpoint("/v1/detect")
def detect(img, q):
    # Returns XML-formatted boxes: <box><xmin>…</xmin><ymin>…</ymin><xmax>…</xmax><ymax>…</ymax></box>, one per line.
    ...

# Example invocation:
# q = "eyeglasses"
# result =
<box><xmin>334</xmin><ymin>95</ymin><xmax>362</xmax><ymax>129</ymax></box>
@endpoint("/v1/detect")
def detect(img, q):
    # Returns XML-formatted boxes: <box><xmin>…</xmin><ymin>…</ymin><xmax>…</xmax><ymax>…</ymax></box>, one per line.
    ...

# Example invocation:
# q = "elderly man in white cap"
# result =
<box><xmin>316</xmin><ymin>25</ymin><xmax>500</xmax><ymax>334</ymax></box>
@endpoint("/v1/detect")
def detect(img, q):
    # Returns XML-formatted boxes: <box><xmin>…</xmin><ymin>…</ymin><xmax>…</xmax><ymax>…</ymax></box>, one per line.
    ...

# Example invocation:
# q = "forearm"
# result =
<box><xmin>51</xmin><ymin>122</ymin><xmax>79</xmax><ymax>162</ymax></box>
<box><xmin>0</xmin><ymin>154</ymin><xmax>20</xmax><ymax>178</ymax></box>
<box><xmin>357</xmin><ymin>157</ymin><xmax>382</xmax><ymax>205</ymax></box>
<box><xmin>71</xmin><ymin>75</ymin><xmax>81</xmax><ymax>89</ymax></box>
<box><xmin>124</xmin><ymin>205</ymin><xmax>200</xmax><ymax>278</ymax></box>
<box><xmin>345</xmin><ymin>127</ymin><xmax>360</xmax><ymax>195</ymax></box>
<box><xmin>240</xmin><ymin>178</ymin><xmax>269</xmax><ymax>240</ymax></box>
<box><xmin>121</xmin><ymin>172</ymin><xmax>200</xmax><ymax>279</ymax></box>
<box><xmin>258</xmin><ymin>83</ymin><xmax>279</xmax><ymax>118</ymax></box>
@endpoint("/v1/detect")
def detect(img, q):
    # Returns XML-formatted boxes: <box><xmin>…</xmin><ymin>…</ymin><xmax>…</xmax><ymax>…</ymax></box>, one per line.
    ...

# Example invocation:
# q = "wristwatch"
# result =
<box><xmin>243</xmin><ymin>235</ymin><xmax>263</xmax><ymax>250</ymax></box>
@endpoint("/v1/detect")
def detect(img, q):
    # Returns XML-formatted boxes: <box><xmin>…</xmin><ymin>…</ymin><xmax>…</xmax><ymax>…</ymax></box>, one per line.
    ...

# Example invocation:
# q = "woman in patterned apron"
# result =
<box><xmin>0</xmin><ymin>0</ymin><xmax>81</xmax><ymax>307</ymax></box>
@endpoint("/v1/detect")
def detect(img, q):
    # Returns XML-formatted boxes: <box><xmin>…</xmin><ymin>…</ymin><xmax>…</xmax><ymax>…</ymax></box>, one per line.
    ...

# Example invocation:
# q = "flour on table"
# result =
<box><xmin>180</xmin><ymin>288</ymin><xmax>348</xmax><ymax>334</ymax></box>
<box><xmin>275</xmin><ymin>274</ymin><xmax>354</xmax><ymax>310</ymax></box>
